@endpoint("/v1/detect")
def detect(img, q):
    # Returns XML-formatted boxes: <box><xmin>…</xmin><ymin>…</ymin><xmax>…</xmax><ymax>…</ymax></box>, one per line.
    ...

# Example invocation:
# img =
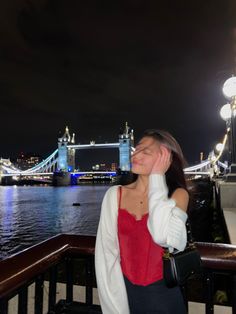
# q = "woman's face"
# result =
<box><xmin>131</xmin><ymin>136</ymin><xmax>161</xmax><ymax>175</ymax></box>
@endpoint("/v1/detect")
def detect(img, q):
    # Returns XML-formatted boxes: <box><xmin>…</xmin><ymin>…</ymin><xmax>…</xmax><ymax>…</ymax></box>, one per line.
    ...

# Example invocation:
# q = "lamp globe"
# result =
<box><xmin>220</xmin><ymin>103</ymin><xmax>231</xmax><ymax>121</ymax></box>
<box><xmin>222</xmin><ymin>76</ymin><xmax>236</xmax><ymax>98</ymax></box>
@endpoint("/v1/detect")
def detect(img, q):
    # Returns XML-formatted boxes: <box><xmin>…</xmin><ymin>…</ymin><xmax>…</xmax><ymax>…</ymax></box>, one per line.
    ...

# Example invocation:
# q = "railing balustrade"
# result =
<box><xmin>0</xmin><ymin>234</ymin><xmax>236</xmax><ymax>314</ymax></box>
<box><xmin>0</xmin><ymin>235</ymin><xmax>98</xmax><ymax>314</ymax></box>
<box><xmin>196</xmin><ymin>242</ymin><xmax>236</xmax><ymax>314</ymax></box>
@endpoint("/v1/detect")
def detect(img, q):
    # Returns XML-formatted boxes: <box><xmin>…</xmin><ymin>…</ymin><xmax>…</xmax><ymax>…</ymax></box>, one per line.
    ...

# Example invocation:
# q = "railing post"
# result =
<box><xmin>35</xmin><ymin>274</ymin><xmax>44</xmax><ymax>314</ymax></box>
<box><xmin>48</xmin><ymin>265</ymin><xmax>57</xmax><ymax>313</ymax></box>
<box><xmin>66</xmin><ymin>257</ymin><xmax>73</xmax><ymax>303</ymax></box>
<box><xmin>204</xmin><ymin>271</ymin><xmax>214</xmax><ymax>314</ymax></box>
<box><xmin>18</xmin><ymin>286</ymin><xmax>28</xmax><ymax>314</ymax></box>
<box><xmin>232</xmin><ymin>274</ymin><xmax>236</xmax><ymax>314</ymax></box>
<box><xmin>85</xmin><ymin>256</ymin><xmax>93</xmax><ymax>306</ymax></box>
<box><xmin>0</xmin><ymin>298</ymin><xmax>8</xmax><ymax>314</ymax></box>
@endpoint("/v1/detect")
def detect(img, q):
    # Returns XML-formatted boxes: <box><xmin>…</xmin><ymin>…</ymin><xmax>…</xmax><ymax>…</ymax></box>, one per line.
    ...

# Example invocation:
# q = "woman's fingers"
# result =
<box><xmin>151</xmin><ymin>145</ymin><xmax>172</xmax><ymax>174</ymax></box>
<box><xmin>160</xmin><ymin>145</ymin><xmax>171</xmax><ymax>166</ymax></box>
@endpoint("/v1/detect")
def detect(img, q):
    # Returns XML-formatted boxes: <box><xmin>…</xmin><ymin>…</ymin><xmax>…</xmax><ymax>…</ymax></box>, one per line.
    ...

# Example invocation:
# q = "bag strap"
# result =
<box><xmin>118</xmin><ymin>186</ymin><xmax>122</xmax><ymax>209</ymax></box>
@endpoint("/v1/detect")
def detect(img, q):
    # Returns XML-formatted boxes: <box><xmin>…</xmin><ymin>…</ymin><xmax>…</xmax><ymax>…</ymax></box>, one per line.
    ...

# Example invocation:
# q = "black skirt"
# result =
<box><xmin>124</xmin><ymin>276</ymin><xmax>187</xmax><ymax>314</ymax></box>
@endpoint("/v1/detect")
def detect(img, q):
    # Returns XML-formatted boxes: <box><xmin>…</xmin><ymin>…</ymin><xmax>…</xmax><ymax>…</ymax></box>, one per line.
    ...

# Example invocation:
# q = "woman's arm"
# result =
<box><xmin>95</xmin><ymin>186</ymin><xmax>129</xmax><ymax>314</ymax></box>
<box><xmin>147</xmin><ymin>145</ymin><xmax>189</xmax><ymax>251</ymax></box>
<box><xmin>171</xmin><ymin>187</ymin><xmax>189</xmax><ymax>212</ymax></box>
<box><xmin>147</xmin><ymin>174</ymin><xmax>188</xmax><ymax>251</ymax></box>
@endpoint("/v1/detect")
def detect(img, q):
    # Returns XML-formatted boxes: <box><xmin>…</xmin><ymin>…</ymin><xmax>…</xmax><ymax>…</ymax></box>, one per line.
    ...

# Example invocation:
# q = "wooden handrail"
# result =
<box><xmin>196</xmin><ymin>242</ymin><xmax>236</xmax><ymax>271</ymax></box>
<box><xmin>0</xmin><ymin>234</ymin><xmax>95</xmax><ymax>298</ymax></box>
<box><xmin>0</xmin><ymin>235</ymin><xmax>236</xmax><ymax>300</ymax></box>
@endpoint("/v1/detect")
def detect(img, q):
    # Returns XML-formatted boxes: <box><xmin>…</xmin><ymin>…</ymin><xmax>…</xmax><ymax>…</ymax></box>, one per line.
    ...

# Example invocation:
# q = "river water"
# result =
<box><xmin>0</xmin><ymin>185</ymin><xmax>109</xmax><ymax>260</ymax></box>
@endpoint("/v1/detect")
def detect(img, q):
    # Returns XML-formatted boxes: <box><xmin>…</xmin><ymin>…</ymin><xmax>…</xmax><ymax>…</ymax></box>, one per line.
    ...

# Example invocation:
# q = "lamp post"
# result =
<box><xmin>220</xmin><ymin>103</ymin><xmax>232</xmax><ymax>166</ymax></box>
<box><xmin>222</xmin><ymin>76</ymin><xmax>236</xmax><ymax>181</ymax></box>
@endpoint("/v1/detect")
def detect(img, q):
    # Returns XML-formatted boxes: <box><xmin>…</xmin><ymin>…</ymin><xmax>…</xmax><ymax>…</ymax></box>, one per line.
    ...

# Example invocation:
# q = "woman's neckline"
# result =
<box><xmin>119</xmin><ymin>208</ymin><xmax>149</xmax><ymax>221</ymax></box>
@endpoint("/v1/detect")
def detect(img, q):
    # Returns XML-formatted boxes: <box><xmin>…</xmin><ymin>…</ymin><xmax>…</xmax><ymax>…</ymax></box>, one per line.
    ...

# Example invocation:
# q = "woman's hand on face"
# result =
<box><xmin>151</xmin><ymin>145</ymin><xmax>172</xmax><ymax>175</ymax></box>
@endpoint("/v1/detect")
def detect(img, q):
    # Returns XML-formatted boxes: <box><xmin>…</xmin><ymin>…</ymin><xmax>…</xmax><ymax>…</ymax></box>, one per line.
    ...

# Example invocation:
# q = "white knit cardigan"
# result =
<box><xmin>95</xmin><ymin>174</ymin><xmax>188</xmax><ymax>314</ymax></box>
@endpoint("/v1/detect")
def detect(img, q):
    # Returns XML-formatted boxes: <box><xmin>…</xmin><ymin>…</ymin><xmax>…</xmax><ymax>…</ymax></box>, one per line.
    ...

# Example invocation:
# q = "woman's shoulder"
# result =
<box><xmin>171</xmin><ymin>187</ymin><xmax>189</xmax><ymax>212</ymax></box>
<box><xmin>103</xmin><ymin>183</ymin><xmax>135</xmax><ymax>202</ymax></box>
<box><xmin>101</xmin><ymin>185</ymin><xmax>120</xmax><ymax>216</ymax></box>
<box><xmin>120</xmin><ymin>182</ymin><xmax>136</xmax><ymax>190</ymax></box>
<box><xmin>172</xmin><ymin>187</ymin><xmax>189</xmax><ymax>198</ymax></box>
<box><xmin>103</xmin><ymin>185</ymin><xmax>120</xmax><ymax>198</ymax></box>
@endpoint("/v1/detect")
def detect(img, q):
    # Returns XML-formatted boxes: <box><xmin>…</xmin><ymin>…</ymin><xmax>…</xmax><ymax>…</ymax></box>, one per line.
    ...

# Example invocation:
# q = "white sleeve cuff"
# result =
<box><xmin>166</xmin><ymin>207</ymin><xmax>188</xmax><ymax>251</ymax></box>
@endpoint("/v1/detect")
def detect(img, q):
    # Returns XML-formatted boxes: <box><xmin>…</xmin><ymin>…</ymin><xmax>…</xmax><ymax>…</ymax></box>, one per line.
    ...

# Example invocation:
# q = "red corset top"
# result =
<box><xmin>117</xmin><ymin>187</ymin><xmax>164</xmax><ymax>286</ymax></box>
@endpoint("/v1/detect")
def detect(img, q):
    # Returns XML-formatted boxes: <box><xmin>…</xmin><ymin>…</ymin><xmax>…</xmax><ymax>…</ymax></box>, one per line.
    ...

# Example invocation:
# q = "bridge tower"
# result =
<box><xmin>57</xmin><ymin>126</ymin><xmax>75</xmax><ymax>171</ymax></box>
<box><xmin>119</xmin><ymin>122</ymin><xmax>134</xmax><ymax>172</ymax></box>
<box><xmin>68</xmin><ymin>133</ymin><xmax>75</xmax><ymax>171</ymax></box>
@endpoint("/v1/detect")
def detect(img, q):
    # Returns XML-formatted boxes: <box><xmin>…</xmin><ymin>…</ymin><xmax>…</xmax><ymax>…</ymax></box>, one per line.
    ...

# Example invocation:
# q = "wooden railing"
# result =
<box><xmin>196</xmin><ymin>242</ymin><xmax>236</xmax><ymax>314</ymax></box>
<box><xmin>0</xmin><ymin>234</ymin><xmax>97</xmax><ymax>314</ymax></box>
<box><xmin>0</xmin><ymin>234</ymin><xmax>236</xmax><ymax>314</ymax></box>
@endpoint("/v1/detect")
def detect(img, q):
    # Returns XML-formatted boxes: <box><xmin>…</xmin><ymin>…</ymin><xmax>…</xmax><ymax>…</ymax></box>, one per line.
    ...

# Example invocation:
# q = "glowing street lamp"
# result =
<box><xmin>223</xmin><ymin>76</ymin><xmax>236</xmax><ymax>99</ymax></box>
<box><xmin>220</xmin><ymin>103</ymin><xmax>231</xmax><ymax>122</ymax></box>
<box><xmin>215</xmin><ymin>143</ymin><xmax>224</xmax><ymax>153</ymax></box>
<box><xmin>222</xmin><ymin>76</ymin><xmax>236</xmax><ymax>180</ymax></box>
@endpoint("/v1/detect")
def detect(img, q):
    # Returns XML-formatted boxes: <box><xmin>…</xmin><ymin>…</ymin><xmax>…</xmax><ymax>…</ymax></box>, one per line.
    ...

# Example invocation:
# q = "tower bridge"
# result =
<box><xmin>0</xmin><ymin>123</ymin><xmax>228</xmax><ymax>185</ymax></box>
<box><xmin>0</xmin><ymin>123</ymin><xmax>134</xmax><ymax>184</ymax></box>
<box><xmin>57</xmin><ymin>124</ymin><xmax>134</xmax><ymax>173</ymax></box>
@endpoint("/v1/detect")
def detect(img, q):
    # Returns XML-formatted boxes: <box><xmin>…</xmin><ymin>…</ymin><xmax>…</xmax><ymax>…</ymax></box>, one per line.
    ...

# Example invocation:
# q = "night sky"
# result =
<box><xmin>0</xmin><ymin>0</ymin><xmax>235</xmax><ymax>168</ymax></box>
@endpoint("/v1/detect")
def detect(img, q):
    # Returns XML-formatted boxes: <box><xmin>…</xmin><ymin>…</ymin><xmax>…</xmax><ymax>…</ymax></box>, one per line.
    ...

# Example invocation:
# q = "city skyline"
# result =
<box><xmin>0</xmin><ymin>0</ymin><xmax>235</xmax><ymax>164</ymax></box>
<box><xmin>14</xmin><ymin>149</ymin><xmax>118</xmax><ymax>172</ymax></box>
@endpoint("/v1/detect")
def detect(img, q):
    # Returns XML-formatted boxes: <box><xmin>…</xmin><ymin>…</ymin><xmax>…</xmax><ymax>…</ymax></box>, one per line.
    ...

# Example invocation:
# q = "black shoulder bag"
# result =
<box><xmin>163</xmin><ymin>220</ymin><xmax>202</xmax><ymax>288</ymax></box>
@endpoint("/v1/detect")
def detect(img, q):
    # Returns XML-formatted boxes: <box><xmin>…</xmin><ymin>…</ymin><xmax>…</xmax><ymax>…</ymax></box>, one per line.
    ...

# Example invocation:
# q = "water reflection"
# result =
<box><xmin>0</xmin><ymin>185</ymin><xmax>109</xmax><ymax>260</ymax></box>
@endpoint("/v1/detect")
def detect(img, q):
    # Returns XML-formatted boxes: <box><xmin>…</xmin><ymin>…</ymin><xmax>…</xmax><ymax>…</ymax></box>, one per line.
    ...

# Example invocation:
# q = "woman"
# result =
<box><xmin>95</xmin><ymin>129</ymin><xmax>189</xmax><ymax>314</ymax></box>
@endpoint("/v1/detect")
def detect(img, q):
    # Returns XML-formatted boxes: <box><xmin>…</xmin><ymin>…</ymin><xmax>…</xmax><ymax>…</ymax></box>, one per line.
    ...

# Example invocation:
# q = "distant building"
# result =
<box><xmin>91</xmin><ymin>163</ymin><xmax>118</xmax><ymax>172</ymax></box>
<box><xmin>16</xmin><ymin>152</ymin><xmax>42</xmax><ymax>170</ymax></box>
<box><xmin>91</xmin><ymin>163</ymin><xmax>110</xmax><ymax>171</ymax></box>
<box><xmin>111</xmin><ymin>162</ymin><xmax>117</xmax><ymax>171</ymax></box>
<box><xmin>99</xmin><ymin>163</ymin><xmax>107</xmax><ymax>171</ymax></box>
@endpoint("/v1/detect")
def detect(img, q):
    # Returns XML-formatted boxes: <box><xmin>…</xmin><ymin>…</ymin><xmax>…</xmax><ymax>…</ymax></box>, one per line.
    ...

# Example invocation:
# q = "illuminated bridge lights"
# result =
<box><xmin>67</xmin><ymin>143</ymin><xmax>120</xmax><ymax>149</ymax></box>
<box><xmin>0</xmin><ymin>140</ymin><xmax>227</xmax><ymax>178</ymax></box>
<box><xmin>71</xmin><ymin>171</ymin><xmax>117</xmax><ymax>178</ymax></box>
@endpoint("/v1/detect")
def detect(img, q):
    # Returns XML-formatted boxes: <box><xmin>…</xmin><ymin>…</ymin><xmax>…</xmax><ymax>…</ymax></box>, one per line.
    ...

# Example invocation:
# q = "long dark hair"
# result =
<box><xmin>121</xmin><ymin>129</ymin><xmax>188</xmax><ymax>197</ymax></box>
